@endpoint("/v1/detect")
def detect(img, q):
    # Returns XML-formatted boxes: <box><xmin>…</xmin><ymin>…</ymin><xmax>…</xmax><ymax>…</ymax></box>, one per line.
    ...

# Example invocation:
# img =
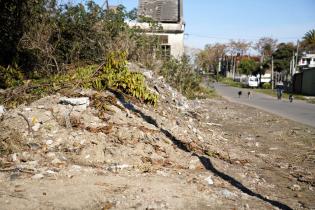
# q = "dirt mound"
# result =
<box><xmin>0</xmin><ymin>65</ymin><xmax>315</xmax><ymax>209</ymax></box>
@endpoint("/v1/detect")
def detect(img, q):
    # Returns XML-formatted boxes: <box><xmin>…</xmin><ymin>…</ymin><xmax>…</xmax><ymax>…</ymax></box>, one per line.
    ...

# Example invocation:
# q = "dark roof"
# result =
<box><xmin>138</xmin><ymin>0</ymin><xmax>181</xmax><ymax>23</ymax></box>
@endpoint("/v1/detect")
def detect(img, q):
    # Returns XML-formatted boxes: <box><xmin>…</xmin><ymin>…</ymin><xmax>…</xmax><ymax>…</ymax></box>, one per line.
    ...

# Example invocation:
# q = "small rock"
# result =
<box><xmin>32</xmin><ymin>174</ymin><xmax>44</xmax><ymax>180</ymax></box>
<box><xmin>290</xmin><ymin>184</ymin><xmax>301</xmax><ymax>191</ymax></box>
<box><xmin>51</xmin><ymin>158</ymin><xmax>62</xmax><ymax>165</ymax></box>
<box><xmin>188</xmin><ymin>156</ymin><xmax>200</xmax><ymax>170</ymax></box>
<box><xmin>0</xmin><ymin>105</ymin><xmax>5</xmax><ymax>116</ymax></box>
<box><xmin>59</xmin><ymin>97</ymin><xmax>90</xmax><ymax>106</ymax></box>
<box><xmin>205</xmin><ymin>176</ymin><xmax>214</xmax><ymax>185</ymax></box>
<box><xmin>27</xmin><ymin>143</ymin><xmax>40</xmax><ymax>150</ymax></box>
<box><xmin>24</xmin><ymin>107</ymin><xmax>32</xmax><ymax>111</ymax></box>
<box><xmin>37</xmin><ymin>105</ymin><xmax>45</xmax><ymax>109</ymax></box>
<box><xmin>20</xmin><ymin>152</ymin><xmax>31</xmax><ymax>162</ymax></box>
<box><xmin>45</xmin><ymin>170</ymin><xmax>57</xmax><ymax>175</ymax></box>
<box><xmin>192</xmin><ymin>128</ymin><xmax>197</xmax><ymax>134</ymax></box>
<box><xmin>32</xmin><ymin>123</ymin><xmax>41</xmax><ymax>132</ymax></box>
<box><xmin>11</xmin><ymin>153</ymin><xmax>18</xmax><ymax>162</ymax></box>
<box><xmin>143</xmin><ymin>71</ymin><xmax>153</xmax><ymax>79</ymax></box>
<box><xmin>46</xmin><ymin>140</ymin><xmax>53</xmax><ymax>145</ymax></box>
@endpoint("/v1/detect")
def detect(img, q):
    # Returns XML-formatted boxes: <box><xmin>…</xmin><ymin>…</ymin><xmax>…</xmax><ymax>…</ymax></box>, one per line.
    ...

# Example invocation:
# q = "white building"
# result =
<box><xmin>298</xmin><ymin>53</ymin><xmax>315</xmax><ymax>69</ymax></box>
<box><xmin>130</xmin><ymin>0</ymin><xmax>185</xmax><ymax>59</ymax></box>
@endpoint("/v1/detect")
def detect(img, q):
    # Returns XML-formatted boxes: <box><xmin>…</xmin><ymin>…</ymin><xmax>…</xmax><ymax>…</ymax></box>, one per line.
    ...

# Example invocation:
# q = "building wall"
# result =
<box><xmin>302</xmin><ymin>68</ymin><xmax>315</xmax><ymax>96</ymax></box>
<box><xmin>293</xmin><ymin>73</ymin><xmax>303</xmax><ymax>94</ymax></box>
<box><xmin>136</xmin><ymin>0</ymin><xmax>184</xmax><ymax>59</ymax></box>
<box><xmin>167</xmin><ymin>33</ymin><xmax>184</xmax><ymax>59</ymax></box>
<box><xmin>129</xmin><ymin>21</ymin><xmax>185</xmax><ymax>59</ymax></box>
<box><xmin>143</xmin><ymin>32</ymin><xmax>184</xmax><ymax>59</ymax></box>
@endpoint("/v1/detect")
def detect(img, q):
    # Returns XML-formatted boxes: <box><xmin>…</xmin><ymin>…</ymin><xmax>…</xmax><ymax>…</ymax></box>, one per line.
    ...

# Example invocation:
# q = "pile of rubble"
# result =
<box><xmin>0</xmin><ymin>64</ymin><xmax>314</xmax><ymax>209</ymax></box>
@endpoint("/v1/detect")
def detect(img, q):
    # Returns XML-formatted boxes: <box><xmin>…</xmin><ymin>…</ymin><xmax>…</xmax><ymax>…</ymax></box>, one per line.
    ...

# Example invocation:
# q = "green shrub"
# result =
<box><xmin>100</xmin><ymin>52</ymin><xmax>158</xmax><ymax>105</ymax></box>
<box><xmin>1</xmin><ymin>51</ymin><xmax>158</xmax><ymax>108</ymax></box>
<box><xmin>0</xmin><ymin>65</ymin><xmax>24</xmax><ymax>89</ymax></box>
<box><xmin>160</xmin><ymin>56</ymin><xmax>213</xmax><ymax>99</ymax></box>
<box><xmin>262</xmin><ymin>82</ymin><xmax>271</xmax><ymax>89</ymax></box>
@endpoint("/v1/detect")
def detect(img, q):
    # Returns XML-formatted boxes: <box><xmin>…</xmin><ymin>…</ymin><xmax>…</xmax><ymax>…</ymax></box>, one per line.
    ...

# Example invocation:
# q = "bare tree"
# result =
<box><xmin>196</xmin><ymin>43</ymin><xmax>227</xmax><ymax>74</ymax></box>
<box><xmin>254</xmin><ymin>37</ymin><xmax>278</xmax><ymax>60</ymax></box>
<box><xmin>228</xmin><ymin>39</ymin><xmax>252</xmax><ymax>56</ymax></box>
<box><xmin>227</xmin><ymin>40</ymin><xmax>252</xmax><ymax>77</ymax></box>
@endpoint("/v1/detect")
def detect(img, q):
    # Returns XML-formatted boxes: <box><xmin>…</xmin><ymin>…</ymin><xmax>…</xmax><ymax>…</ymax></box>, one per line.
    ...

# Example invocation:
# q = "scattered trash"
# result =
<box><xmin>205</xmin><ymin>176</ymin><xmax>214</xmax><ymax>185</ymax></box>
<box><xmin>290</xmin><ymin>184</ymin><xmax>301</xmax><ymax>191</ymax></box>
<box><xmin>32</xmin><ymin>123</ymin><xmax>41</xmax><ymax>132</ymax></box>
<box><xmin>59</xmin><ymin>97</ymin><xmax>90</xmax><ymax>106</ymax></box>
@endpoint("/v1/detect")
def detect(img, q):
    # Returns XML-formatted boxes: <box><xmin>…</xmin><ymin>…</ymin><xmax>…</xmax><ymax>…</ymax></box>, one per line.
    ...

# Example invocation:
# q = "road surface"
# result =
<box><xmin>214</xmin><ymin>83</ymin><xmax>315</xmax><ymax>128</ymax></box>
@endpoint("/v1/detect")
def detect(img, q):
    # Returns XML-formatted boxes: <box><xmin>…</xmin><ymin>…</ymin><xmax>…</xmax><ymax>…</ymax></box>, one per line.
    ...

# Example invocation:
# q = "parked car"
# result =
<box><xmin>244</xmin><ymin>76</ymin><xmax>259</xmax><ymax>88</ymax></box>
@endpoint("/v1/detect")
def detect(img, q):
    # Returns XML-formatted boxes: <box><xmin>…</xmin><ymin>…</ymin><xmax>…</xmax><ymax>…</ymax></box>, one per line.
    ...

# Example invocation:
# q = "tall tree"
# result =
<box><xmin>0</xmin><ymin>0</ymin><xmax>49</xmax><ymax>66</ymax></box>
<box><xmin>196</xmin><ymin>43</ymin><xmax>227</xmax><ymax>74</ymax></box>
<box><xmin>228</xmin><ymin>39</ymin><xmax>252</xmax><ymax>56</ymax></box>
<box><xmin>238</xmin><ymin>58</ymin><xmax>258</xmax><ymax>76</ymax></box>
<box><xmin>272</xmin><ymin>43</ymin><xmax>295</xmax><ymax>73</ymax></box>
<box><xmin>300</xmin><ymin>29</ymin><xmax>315</xmax><ymax>53</ymax></box>
<box><xmin>255</xmin><ymin>37</ymin><xmax>278</xmax><ymax>59</ymax></box>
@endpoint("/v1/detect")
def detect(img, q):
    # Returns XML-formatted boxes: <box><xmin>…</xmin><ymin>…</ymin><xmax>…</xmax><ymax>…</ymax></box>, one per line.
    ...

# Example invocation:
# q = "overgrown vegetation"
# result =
<box><xmin>0</xmin><ymin>1</ymin><xmax>162</xmax><ymax>107</ymax></box>
<box><xmin>0</xmin><ymin>51</ymin><xmax>158</xmax><ymax>108</ymax></box>
<box><xmin>160</xmin><ymin>56</ymin><xmax>216</xmax><ymax>99</ymax></box>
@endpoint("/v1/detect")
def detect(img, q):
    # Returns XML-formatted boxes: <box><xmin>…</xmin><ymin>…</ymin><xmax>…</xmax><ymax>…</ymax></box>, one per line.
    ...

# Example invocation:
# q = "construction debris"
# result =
<box><xmin>0</xmin><ymin>64</ymin><xmax>314</xmax><ymax>210</ymax></box>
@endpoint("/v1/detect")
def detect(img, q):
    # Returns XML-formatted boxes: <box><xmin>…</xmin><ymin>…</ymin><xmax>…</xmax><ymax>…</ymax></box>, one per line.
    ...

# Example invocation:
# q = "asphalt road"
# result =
<box><xmin>214</xmin><ymin>83</ymin><xmax>315</xmax><ymax>128</ymax></box>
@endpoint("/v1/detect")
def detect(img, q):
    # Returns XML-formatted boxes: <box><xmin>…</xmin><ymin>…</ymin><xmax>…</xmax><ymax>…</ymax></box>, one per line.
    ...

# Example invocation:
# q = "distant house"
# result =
<box><xmin>129</xmin><ymin>0</ymin><xmax>185</xmax><ymax>59</ymax></box>
<box><xmin>292</xmin><ymin>53</ymin><xmax>315</xmax><ymax>95</ymax></box>
<box><xmin>298</xmin><ymin>53</ymin><xmax>315</xmax><ymax>70</ymax></box>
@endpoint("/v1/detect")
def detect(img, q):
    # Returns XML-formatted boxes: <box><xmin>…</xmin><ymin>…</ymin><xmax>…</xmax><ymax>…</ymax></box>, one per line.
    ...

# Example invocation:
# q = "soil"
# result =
<box><xmin>0</xmin><ymin>67</ymin><xmax>314</xmax><ymax>210</ymax></box>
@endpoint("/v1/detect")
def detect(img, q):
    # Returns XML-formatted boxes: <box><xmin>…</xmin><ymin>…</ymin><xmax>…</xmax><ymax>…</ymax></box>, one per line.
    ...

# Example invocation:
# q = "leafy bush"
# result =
<box><xmin>160</xmin><ymin>56</ymin><xmax>213</xmax><ymax>99</ymax></box>
<box><xmin>78</xmin><ymin>51</ymin><xmax>158</xmax><ymax>105</ymax></box>
<box><xmin>262</xmin><ymin>82</ymin><xmax>271</xmax><ymax>89</ymax></box>
<box><xmin>0</xmin><ymin>65</ymin><xmax>24</xmax><ymax>89</ymax></box>
<box><xmin>1</xmin><ymin>51</ymin><xmax>158</xmax><ymax>108</ymax></box>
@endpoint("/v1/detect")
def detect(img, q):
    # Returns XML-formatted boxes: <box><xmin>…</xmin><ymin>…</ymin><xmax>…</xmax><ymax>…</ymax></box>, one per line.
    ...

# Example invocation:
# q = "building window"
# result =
<box><xmin>160</xmin><ymin>45</ymin><xmax>171</xmax><ymax>60</ymax></box>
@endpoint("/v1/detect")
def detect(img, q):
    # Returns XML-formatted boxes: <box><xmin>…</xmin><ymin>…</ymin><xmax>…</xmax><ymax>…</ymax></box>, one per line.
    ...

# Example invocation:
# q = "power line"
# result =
<box><xmin>184</xmin><ymin>33</ymin><xmax>300</xmax><ymax>42</ymax></box>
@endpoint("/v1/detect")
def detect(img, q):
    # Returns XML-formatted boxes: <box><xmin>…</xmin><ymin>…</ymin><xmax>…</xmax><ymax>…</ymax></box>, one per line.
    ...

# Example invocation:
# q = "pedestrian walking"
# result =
<box><xmin>276</xmin><ymin>83</ymin><xmax>284</xmax><ymax>100</ymax></box>
<box><xmin>247</xmin><ymin>91</ymin><xmax>251</xmax><ymax>99</ymax></box>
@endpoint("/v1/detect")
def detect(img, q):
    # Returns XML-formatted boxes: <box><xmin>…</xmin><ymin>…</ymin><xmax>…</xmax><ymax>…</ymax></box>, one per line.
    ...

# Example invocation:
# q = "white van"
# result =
<box><xmin>247</xmin><ymin>76</ymin><xmax>259</xmax><ymax>88</ymax></box>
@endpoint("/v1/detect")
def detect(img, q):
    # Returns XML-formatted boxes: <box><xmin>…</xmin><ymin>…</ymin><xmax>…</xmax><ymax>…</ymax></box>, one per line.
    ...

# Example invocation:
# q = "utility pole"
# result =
<box><xmin>271</xmin><ymin>56</ymin><xmax>274</xmax><ymax>90</ymax></box>
<box><xmin>217</xmin><ymin>58</ymin><xmax>221</xmax><ymax>81</ymax></box>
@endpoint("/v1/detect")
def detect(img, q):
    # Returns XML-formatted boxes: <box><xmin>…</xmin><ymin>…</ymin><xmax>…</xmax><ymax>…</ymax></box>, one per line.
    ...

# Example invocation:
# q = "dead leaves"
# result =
<box><xmin>86</xmin><ymin>123</ymin><xmax>113</xmax><ymax>134</ymax></box>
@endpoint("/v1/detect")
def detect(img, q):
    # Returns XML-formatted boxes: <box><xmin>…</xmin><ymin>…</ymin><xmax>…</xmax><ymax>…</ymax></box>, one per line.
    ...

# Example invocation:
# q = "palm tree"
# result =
<box><xmin>303</xmin><ymin>29</ymin><xmax>315</xmax><ymax>44</ymax></box>
<box><xmin>301</xmin><ymin>29</ymin><xmax>315</xmax><ymax>53</ymax></box>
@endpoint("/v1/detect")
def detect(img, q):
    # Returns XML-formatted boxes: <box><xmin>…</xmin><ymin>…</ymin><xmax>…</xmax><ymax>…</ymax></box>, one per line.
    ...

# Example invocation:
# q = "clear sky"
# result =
<box><xmin>83</xmin><ymin>0</ymin><xmax>315</xmax><ymax>49</ymax></box>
